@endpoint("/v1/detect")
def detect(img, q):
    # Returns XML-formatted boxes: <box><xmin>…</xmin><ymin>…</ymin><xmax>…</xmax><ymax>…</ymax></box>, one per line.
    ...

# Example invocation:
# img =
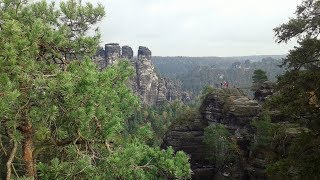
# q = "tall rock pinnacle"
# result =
<box><xmin>138</xmin><ymin>46</ymin><xmax>152</xmax><ymax>60</ymax></box>
<box><xmin>121</xmin><ymin>46</ymin><xmax>134</xmax><ymax>59</ymax></box>
<box><xmin>105</xmin><ymin>43</ymin><xmax>121</xmax><ymax>65</ymax></box>
<box><xmin>94</xmin><ymin>43</ymin><xmax>190</xmax><ymax>105</ymax></box>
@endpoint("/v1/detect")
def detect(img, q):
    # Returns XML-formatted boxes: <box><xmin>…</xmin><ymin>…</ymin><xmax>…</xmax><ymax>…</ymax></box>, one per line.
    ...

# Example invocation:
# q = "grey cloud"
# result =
<box><xmin>89</xmin><ymin>0</ymin><xmax>300</xmax><ymax>56</ymax></box>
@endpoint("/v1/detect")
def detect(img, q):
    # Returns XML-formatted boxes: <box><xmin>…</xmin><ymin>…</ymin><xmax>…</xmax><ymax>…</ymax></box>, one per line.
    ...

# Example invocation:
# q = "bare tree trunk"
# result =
<box><xmin>21</xmin><ymin>121</ymin><xmax>36</xmax><ymax>179</ymax></box>
<box><xmin>6</xmin><ymin>136</ymin><xmax>18</xmax><ymax>180</ymax></box>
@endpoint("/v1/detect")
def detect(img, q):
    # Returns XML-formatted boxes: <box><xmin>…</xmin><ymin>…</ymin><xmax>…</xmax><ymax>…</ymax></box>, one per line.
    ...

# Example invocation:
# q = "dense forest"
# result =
<box><xmin>0</xmin><ymin>0</ymin><xmax>320</xmax><ymax>179</ymax></box>
<box><xmin>152</xmin><ymin>56</ymin><xmax>285</xmax><ymax>95</ymax></box>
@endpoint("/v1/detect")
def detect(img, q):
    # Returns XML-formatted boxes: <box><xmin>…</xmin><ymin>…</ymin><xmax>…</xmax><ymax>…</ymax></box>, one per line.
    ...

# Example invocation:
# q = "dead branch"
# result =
<box><xmin>42</xmin><ymin>74</ymin><xmax>57</xmax><ymax>78</ymax></box>
<box><xmin>6</xmin><ymin>137</ymin><xmax>18</xmax><ymax>180</ymax></box>
<box><xmin>105</xmin><ymin>140</ymin><xmax>113</xmax><ymax>153</ymax></box>
<box><xmin>0</xmin><ymin>134</ymin><xmax>7</xmax><ymax>156</ymax></box>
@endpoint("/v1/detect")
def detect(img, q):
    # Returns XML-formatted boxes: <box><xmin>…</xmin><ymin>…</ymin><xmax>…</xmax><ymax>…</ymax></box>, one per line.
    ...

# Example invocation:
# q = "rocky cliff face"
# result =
<box><xmin>94</xmin><ymin>43</ymin><xmax>190</xmax><ymax>105</ymax></box>
<box><xmin>163</xmin><ymin>88</ymin><xmax>308</xmax><ymax>179</ymax></box>
<box><xmin>162</xmin><ymin>89</ymin><xmax>263</xmax><ymax>179</ymax></box>
<box><xmin>200</xmin><ymin>89</ymin><xmax>263</xmax><ymax>179</ymax></box>
<box><xmin>253</xmin><ymin>81</ymin><xmax>275</xmax><ymax>103</ymax></box>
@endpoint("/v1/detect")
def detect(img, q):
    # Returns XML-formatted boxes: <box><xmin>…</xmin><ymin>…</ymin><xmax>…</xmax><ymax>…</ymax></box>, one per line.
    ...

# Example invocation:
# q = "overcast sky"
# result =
<box><xmin>92</xmin><ymin>0</ymin><xmax>302</xmax><ymax>56</ymax></box>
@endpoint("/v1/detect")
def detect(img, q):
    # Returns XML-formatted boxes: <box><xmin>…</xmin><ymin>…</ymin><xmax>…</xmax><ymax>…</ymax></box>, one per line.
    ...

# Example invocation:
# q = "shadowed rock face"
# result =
<box><xmin>162</xmin><ymin>89</ymin><xmax>263</xmax><ymax>179</ymax></box>
<box><xmin>105</xmin><ymin>43</ymin><xmax>121</xmax><ymax>66</ymax></box>
<box><xmin>138</xmin><ymin>46</ymin><xmax>151</xmax><ymax>59</ymax></box>
<box><xmin>121</xmin><ymin>46</ymin><xmax>133</xmax><ymax>59</ymax></box>
<box><xmin>163</xmin><ymin>88</ymin><xmax>307</xmax><ymax>179</ymax></box>
<box><xmin>94</xmin><ymin>43</ymin><xmax>190</xmax><ymax>105</ymax></box>
<box><xmin>94</xmin><ymin>47</ymin><xmax>106</xmax><ymax>69</ymax></box>
<box><xmin>254</xmin><ymin>81</ymin><xmax>275</xmax><ymax>103</ymax></box>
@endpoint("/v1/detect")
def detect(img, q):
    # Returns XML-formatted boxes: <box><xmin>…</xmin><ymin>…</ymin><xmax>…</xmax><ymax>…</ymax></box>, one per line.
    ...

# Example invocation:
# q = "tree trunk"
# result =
<box><xmin>21</xmin><ymin>121</ymin><xmax>36</xmax><ymax>178</ymax></box>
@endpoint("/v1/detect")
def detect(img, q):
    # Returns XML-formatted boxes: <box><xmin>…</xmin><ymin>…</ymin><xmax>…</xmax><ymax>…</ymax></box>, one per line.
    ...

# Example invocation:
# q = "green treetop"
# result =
<box><xmin>265</xmin><ymin>0</ymin><xmax>320</xmax><ymax>178</ymax></box>
<box><xmin>271</xmin><ymin>0</ymin><xmax>320</xmax><ymax>129</ymax></box>
<box><xmin>0</xmin><ymin>0</ymin><xmax>191</xmax><ymax>179</ymax></box>
<box><xmin>251</xmin><ymin>69</ymin><xmax>268</xmax><ymax>91</ymax></box>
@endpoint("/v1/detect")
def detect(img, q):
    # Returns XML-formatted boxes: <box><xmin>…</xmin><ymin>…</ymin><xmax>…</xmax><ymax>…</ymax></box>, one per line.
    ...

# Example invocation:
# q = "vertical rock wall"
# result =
<box><xmin>121</xmin><ymin>46</ymin><xmax>133</xmax><ymax>59</ymax></box>
<box><xmin>136</xmin><ymin>46</ymin><xmax>159</xmax><ymax>104</ymax></box>
<box><xmin>105</xmin><ymin>43</ymin><xmax>121</xmax><ymax>66</ymax></box>
<box><xmin>95</xmin><ymin>43</ymin><xmax>190</xmax><ymax>105</ymax></box>
<box><xmin>162</xmin><ymin>89</ymin><xmax>263</xmax><ymax>179</ymax></box>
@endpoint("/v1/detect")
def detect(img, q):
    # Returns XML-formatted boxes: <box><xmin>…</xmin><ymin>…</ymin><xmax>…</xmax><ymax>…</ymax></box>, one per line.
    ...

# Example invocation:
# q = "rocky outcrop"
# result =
<box><xmin>162</xmin><ymin>113</ymin><xmax>212</xmax><ymax>179</ymax></box>
<box><xmin>135</xmin><ymin>46</ymin><xmax>159</xmax><ymax>104</ymax></box>
<box><xmin>162</xmin><ymin>89</ymin><xmax>262</xmax><ymax>179</ymax></box>
<box><xmin>105</xmin><ymin>43</ymin><xmax>121</xmax><ymax>66</ymax></box>
<box><xmin>254</xmin><ymin>81</ymin><xmax>275</xmax><ymax>102</ymax></box>
<box><xmin>121</xmin><ymin>46</ymin><xmax>133</xmax><ymax>59</ymax></box>
<box><xmin>163</xmin><ymin>88</ymin><xmax>309</xmax><ymax>179</ymax></box>
<box><xmin>94</xmin><ymin>47</ymin><xmax>106</xmax><ymax>70</ymax></box>
<box><xmin>94</xmin><ymin>43</ymin><xmax>190</xmax><ymax>105</ymax></box>
<box><xmin>200</xmin><ymin>89</ymin><xmax>262</xmax><ymax>179</ymax></box>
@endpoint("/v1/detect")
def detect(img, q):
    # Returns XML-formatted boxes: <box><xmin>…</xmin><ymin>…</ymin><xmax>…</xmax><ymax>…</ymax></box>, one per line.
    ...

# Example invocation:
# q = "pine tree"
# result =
<box><xmin>251</xmin><ymin>69</ymin><xmax>268</xmax><ymax>91</ymax></box>
<box><xmin>0</xmin><ymin>0</ymin><xmax>191</xmax><ymax>179</ymax></box>
<box><xmin>272</xmin><ymin>0</ymin><xmax>320</xmax><ymax>129</ymax></box>
<box><xmin>266</xmin><ymin>0</ymin><xmax>320</xmax><ymax>178</ymax></box>
<box><xmin>252</xmin><ymin>69</ymin><xmax>268</xmax><ymax>85</ymax></box>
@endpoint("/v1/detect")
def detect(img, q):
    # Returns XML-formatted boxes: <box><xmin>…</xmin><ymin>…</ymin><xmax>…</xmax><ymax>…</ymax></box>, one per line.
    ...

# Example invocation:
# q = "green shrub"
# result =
<box><xmin>203</xmin><ymin>124</ymin><xmax>238</xmax><ymax>168</ymax></box>
<box><xmin>267</xmin><ymin>132</ymin><xmax>320</xmax><ymax>179</ymax></box>
<box><xmin>251</xmin><ymin>112</ymin><xmax>279</xmax><ymax>150</ymax></box>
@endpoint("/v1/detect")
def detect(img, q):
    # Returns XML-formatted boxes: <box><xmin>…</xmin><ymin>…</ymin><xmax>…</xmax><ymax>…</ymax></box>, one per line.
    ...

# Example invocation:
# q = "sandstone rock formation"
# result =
<box><xmin>121</xmin><ymin>45</ymin><xmax>133</xmax><ymax>59</ymax></box>
<box><xmin>94</xmin><ymin>44</ymin><xmax>190</xmax><ymax>105</ymax></box>
<box><xmin>254</xmin><ymin>81</ymin><xmax>275</xmax><ymax>102</ymax></box>
<box><xmin>105</xmin><ymin>43</ymin><xmax>121</xmax><ymax>66</ymax></box>
<box><xmin>163</xmin><ymin>88</ymin><xmax>309</xmax><ymax>179</ymax></box>
<box><xmin>135</xmin><ymin>46</ymin><xmax>159</xmax><ymax>104</ymax></box>
<box><xmin>162</xmin><ymin>89</ymin><xmax>262</xmax><ymax>179</ymax></box>
<box><xmin>162</xmin><ymin>113</ymin><xmax>211</xmax><ymax>179</ymax></box>
<box><xmin>200</xmin><ymin>89</ymin><xmax>262</xmax><ymax>179</ymax></box>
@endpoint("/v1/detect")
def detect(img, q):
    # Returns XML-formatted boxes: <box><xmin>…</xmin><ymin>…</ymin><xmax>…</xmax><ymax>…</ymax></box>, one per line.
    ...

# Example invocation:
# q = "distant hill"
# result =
<box><xmin>152</xmin><ymin>55</ymin><xmax>285</xmax><ymax>95</ymax></box>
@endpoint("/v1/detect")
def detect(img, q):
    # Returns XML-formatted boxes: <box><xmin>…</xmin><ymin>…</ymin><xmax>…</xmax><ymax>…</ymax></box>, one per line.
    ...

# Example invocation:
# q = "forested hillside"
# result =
<box><xmin>1</xmin><ymin>0</ymin><xmax>319</xmax><ymax>179</ymax></box>
<box><xmin>152</xmin><ymin>56</ymin><xmax>285</xmax><ymax>95</ymax></box>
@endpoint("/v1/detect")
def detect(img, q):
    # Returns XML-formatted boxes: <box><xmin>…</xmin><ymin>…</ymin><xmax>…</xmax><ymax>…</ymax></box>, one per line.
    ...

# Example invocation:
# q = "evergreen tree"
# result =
<box><xmin>266</xmin><ymin>0</ymin><xmax>320</xmax><ymax>178</ymax></box>
<box><xmin>0</xmin><ymin>0</ymin><xmax>191</xmax><ymax>179</ymax></box>
<box><xmin>252</xmin><ymin>69</ymin><xmax>268</xmax><ymax>88</ymax></box>
<box><xmin>272</xmin><ymin>0</ymin><xmax>320</xmax><ymax>127</ymax></box>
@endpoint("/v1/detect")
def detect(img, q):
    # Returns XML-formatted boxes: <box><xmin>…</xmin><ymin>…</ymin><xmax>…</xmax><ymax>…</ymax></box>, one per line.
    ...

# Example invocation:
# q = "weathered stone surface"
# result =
<box><xmin>121</xmin><ymin>45</ymin><xmax>133</xmax><ymax>59</ymax></box>
<box><xmin>200</xmin><ymin>89</ymin><xmax>262</xmax><ymax>178</ymax></box>
<box><xmin>94</xmin><ymin>43</ymin><xmax>191</xmax><ymax>105</ymax></box>
<box><xmin>105</xmin><ymin>43</ymin><xmax>121</xmax><ymax>66</ymax></box>
<box><xmin>138</xmin><ymin>46</ymin><xmax>151</xmax><ymax>59</ymax></box>
<box><xmin>135</xmin><ymin>46</ymin><xmax>159</xmax><ymax>104</ymax></box>
<box><xmin>93</xmin><ymin>47</ymin><xmax>106</xmax><ymax>69</ymax></box>
<box><xmin>162</xmin><ymin>115</ymin><xmax>208</xmax><ymax>168</ymax></box>
<box><xmin>254</xmin><ymin>81</ymin><xmax>275</xmax><ymax>102</ymax></box>
<box><xmin>164</xmin><ymin>88</ymin><xmax>309</xmax><ymax>179</ymax></box>
<box><xmin>163</xmin><ymin>89</ymin><xmax>263</xmax><ymax>179</ymax></box>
